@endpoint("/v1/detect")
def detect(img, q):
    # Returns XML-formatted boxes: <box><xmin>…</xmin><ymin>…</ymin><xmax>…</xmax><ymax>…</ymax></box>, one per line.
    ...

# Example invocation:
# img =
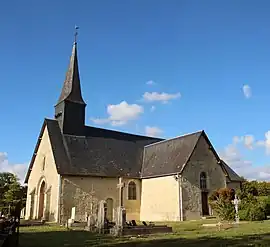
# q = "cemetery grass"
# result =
<box><xmin>19</xmin><ymin>220</ymin><xmax>270</xmax><ymax>247</ymax></box>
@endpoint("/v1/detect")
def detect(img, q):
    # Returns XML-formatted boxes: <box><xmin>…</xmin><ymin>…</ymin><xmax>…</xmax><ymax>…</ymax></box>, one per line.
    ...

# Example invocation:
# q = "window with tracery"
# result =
<box><xmin>128</xmin><ymin>181</ymin><xmax>137</xmax><ymax>200</ymax></box>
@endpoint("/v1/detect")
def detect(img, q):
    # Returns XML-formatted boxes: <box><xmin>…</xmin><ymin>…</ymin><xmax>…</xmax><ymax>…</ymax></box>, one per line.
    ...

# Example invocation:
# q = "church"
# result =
<box><xmin>24</xmin><ymin>37</ymin><xmax>243</xmax><ymax>224</ymax></box>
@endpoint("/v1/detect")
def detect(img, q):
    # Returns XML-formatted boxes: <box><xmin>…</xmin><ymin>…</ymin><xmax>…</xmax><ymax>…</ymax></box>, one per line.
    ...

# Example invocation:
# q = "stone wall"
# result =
<box><xmin>226</xmin><ymin>181</ymin><xmax>242</xmax><ymax>191</ymax></box>
<box><xmin>140</xmin><ymin>175</ymin><xmax>180</xmax><ymax>222</ymax></box>
<box><xmin>181</xmin><ymin>135</ymin><xmax>227</xmax><ymax>220</ymax></box>
<box><xmin>25</xmin><ymin>126</ymin><xmax>60</xmax><ymax>222</ymax></box>
<box><xmin>59</xmin><ymin>176</ymin><xmax>141</xmax><ymax>224</ymax></box>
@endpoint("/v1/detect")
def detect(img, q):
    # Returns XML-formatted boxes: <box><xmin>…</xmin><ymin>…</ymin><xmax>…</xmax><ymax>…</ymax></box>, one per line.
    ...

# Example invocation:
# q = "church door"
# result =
<box><xmin>38</xmin><ymin>181</ymin><xmax>46</xmax><ymax>219</ymax></box>
<box><xmin>201</xmin><ymin>192</ymin><xmax>209</xmax><ymax>216</ymax></box>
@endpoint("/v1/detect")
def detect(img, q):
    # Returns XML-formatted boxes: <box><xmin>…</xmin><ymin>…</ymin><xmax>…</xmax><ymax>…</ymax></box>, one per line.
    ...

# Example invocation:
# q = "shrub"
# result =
<box><xmin>259</xmin><ymin>196</ymin><xmax>270</xmax><ymax>216</ymax></box>
<box><xmin>239</xmin><ymin>203</ymin><xmax>266</xmax><ymax>221</ymax></box>
<box><xmin>238</xmin><ymin>194</ymin><xmax>267</xmax><ymax>221</ymax></box>
<box><xmin>209</xmin><ymin>188</ymin><xmax>235</xmax><ymax>221</ymax></box>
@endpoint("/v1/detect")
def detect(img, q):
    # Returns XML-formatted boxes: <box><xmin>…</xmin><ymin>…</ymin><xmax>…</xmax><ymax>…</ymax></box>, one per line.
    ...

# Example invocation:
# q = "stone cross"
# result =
<box><xmin>117</xmin><ymin>177</ymin><xmax>125</xmax><ymax>207</ymax></box>
<box><xmin>232</xmin><ymin>194</ymin><xmax>241</xmax><ymax>224</ymax></box>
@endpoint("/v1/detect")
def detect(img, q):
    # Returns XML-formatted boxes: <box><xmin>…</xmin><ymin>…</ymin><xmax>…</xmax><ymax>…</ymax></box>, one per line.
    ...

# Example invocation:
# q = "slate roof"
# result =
<box><xmin>141</xmin><ymin>131</ymin><xmax>203</xmax><ymax>178</ymax></box>
<box><xmin>24</xmin><ymin>120</ymin><xmax>243</xmax><ymax>183</ymax></box>
<box><xmin>24</xmin><ymin>119</ymin><xmax>163</xmax><ymax>183</ymax></box>
<box><xmin>57</xmin><ymin>42</ymin><xmax>86</xmax><ymax>105</ymax></box>
<box><xmin>220</xmin><ymin>160</ymin><xmax>244</xmax><ymax>182</ymax></box>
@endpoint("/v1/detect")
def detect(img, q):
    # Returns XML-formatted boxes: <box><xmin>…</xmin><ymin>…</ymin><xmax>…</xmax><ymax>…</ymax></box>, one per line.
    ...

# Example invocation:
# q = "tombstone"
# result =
<box><xmin>67</xmin><ymin>207</ymin><xmax>76</xmax><ymax>227</ymax></box>
<box><xmin>96</xmin><ymin>200</ymin><xmax>105</xmax><ymax>233</ymax></box>
<box><xmin>232</xmin><ymin>194</ymin><xmax>241</xmax><ymax>224</ymax></box>
<box><xmin>71</xmin><ymin>207</ymin><xmax>76</xmax><ymax>221</ymax></box>
<box><xmin>85</xmin><ymin>212</ymin><xmax>88</xmax><ymax>222</ymax></box>
<box><xmin>20</xmin><ymin>207</ymin><xmax>26</xmax><ymax>219</ymax></box>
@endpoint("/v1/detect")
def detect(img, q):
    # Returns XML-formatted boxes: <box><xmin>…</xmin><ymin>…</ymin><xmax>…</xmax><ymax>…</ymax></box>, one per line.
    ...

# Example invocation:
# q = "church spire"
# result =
<box><xmin>57</xmin><ymin>26</ymin><xmax>86</xmax><ymax>105</ymax></box>
<box><xmin>54</xmin><ymin>27</ymin><xmax>86</xmax><ymax>136</ymax></box>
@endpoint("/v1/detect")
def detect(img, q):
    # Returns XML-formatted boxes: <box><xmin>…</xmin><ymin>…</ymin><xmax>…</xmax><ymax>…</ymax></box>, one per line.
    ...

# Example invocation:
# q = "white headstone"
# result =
<box><xmin>97</xmin><ymin>200</ymin><xmax>105</xmax><ymax>233</ymax></box>
<box><xmin>71</xmin><ymin>207</ymin><xmax>76</xmax><ymax>221</ymax></box>
<box><xmin>20</xmin><ymin>207</ymin><xmax>26</xmax><ymax>219</ymax></box>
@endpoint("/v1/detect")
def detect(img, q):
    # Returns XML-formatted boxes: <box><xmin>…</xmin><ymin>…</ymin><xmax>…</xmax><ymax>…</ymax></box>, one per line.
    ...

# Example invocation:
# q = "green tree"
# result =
<box><xmin>0</xmin><ymin>172</ymin><xmax>27</xmax><ymax>216</ymax></box>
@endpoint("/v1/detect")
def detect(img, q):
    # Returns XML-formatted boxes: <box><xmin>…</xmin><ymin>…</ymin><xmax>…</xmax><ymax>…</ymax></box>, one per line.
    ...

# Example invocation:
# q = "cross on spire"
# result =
<box><xmin>74</xmin><ymin>25</ymin><xmax>79</xmax><ymax>44</ymax></box>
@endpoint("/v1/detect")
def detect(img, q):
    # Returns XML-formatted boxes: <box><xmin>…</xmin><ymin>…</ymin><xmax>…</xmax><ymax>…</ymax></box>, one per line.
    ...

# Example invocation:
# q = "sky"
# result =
<box><xmin>1</xmin><ymin>0</ymin><xmax>270</xmax><ymax>183</ymax></box>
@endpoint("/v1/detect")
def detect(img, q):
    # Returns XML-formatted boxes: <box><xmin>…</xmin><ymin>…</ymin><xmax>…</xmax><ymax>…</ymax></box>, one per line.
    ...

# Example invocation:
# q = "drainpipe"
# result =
<box><xmin>57</xmin><ymin>175</ymin><xmax>62</xmax><ymax>224</ymax></box>
<box><xmin>177</xmin><ymin>173</ymin><xmax>184</xmax><ymax>221</ymax></box>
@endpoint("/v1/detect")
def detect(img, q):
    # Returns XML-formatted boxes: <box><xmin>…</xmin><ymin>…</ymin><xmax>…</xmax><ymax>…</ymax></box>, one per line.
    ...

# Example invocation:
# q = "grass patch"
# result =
<box><xmin>19</xmin><ymin>219</ymin><xmax>270</xmax><ymax>246</ymax></box>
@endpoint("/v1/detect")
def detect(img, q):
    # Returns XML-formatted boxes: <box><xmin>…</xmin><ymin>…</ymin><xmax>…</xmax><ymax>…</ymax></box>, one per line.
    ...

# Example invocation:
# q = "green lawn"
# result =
<box><xmin>19</xmin><ymin>220</ymin><xmax>270</xmax><ymax>247</ymax></box>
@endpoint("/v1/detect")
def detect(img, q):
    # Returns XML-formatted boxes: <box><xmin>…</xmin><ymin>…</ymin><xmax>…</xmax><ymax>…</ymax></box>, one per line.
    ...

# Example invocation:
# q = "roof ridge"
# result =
<box><xmin>85</xmin><ymin>125</ymin><xmax>164</xmax><ymax>140</ymax></box>
<box><xmin>144</xmin><ymin>130</ymin><xmax>203</xmax><ymax>148</ymax></box>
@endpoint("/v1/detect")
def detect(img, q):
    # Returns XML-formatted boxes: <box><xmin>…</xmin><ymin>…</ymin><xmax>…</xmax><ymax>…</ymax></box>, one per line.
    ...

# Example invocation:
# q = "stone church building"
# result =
<box><xmin>24</xmin><ymin>38</ymin><xmax>243</xmax><ymax>224</ymax></box>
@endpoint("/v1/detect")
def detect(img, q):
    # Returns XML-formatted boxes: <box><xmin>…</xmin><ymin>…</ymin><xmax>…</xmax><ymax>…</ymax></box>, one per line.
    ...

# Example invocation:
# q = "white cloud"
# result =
<box><xmin>143</xmin><ymin>92</ymin><xmax>181</xmax><ymax>103</ymax></box>
<box><xmin>220</xmin><ymin>144</ymin><xmax>269</xmax><ymax>181</ymax></box>
<box><xmin>145</xmin><ymin>126</ymin><xmax>163</xmax><ymax>137</ymax></box>
<box><xmin>254</xmin><ymin>130</ymin><xmax>270</xmax><ymax>155</ymax></box>
<box><xmin>146</xmin><ymin>80</ymin><xmax>156</xmax><ymax>86</ymax></box>
<box><xmin>0</xmin><ymin>152</ymin><xmax>28</xmax><ymax>184</ymax></box>
<box><xmin>233</xmin><ymin>131</ymin><xmax>270</xmax><ymax>155</ymax></box>
<box><xmin>232</xmin><ymin>136</ymin><xmax>243</xmax><ymax>144</ymax></box>
<box><xmin>243</xmin><ymin>135</ymin><xmax>254</xmax><ymax>150</ymax></box>
<box><xmin>243</xmin><ymin>84</ymin><xmax>252</xmax><ymax>99</ymax></box>
<box><xmin>232</xmin><ymin>134</ymin><xmax>254</xmax><ymax>150</ymax></box>
<box><xmin>90</xmin><ymin>101</ymin><xmax>144</xmax><ymax>126</ymax></box>
<box><xmin>150</xmin><ymin>106</ymin><xmax>156</xmax><ymax>112</ymax></box>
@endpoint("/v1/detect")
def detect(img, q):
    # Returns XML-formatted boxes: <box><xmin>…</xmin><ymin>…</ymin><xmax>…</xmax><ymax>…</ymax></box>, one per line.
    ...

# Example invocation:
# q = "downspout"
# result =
<box><xmin>57</xmin><ymin>175</ymin><xmax>62</xmax><ymax>224</ymax></box>
<box><xmin>178</xmin><ymin>173</ymin><xmax>184</xmax><ymax>221</ymax></box>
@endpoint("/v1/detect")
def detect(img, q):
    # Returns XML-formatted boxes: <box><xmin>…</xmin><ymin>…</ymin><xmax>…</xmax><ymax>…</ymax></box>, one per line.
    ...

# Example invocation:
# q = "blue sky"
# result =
<box><xmin>1</xmin><ymin>0</ymin><xmax>270</xmax><ymax>181</ymax></box>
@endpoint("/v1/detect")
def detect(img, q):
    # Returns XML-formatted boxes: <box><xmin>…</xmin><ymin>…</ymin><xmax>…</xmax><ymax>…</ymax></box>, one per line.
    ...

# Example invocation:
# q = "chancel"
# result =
<box><xmin>24</xmin><ymin>30</ymin><xmax>243</xmax><ymax>224</ymax></box>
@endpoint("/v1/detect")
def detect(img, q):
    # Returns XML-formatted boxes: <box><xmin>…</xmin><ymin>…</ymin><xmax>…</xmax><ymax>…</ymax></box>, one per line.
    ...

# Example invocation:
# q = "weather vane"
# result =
<box><xmin>74</xmin><ymin>25</ymin><xmax>79</xmax><ymax>43</ymax></box>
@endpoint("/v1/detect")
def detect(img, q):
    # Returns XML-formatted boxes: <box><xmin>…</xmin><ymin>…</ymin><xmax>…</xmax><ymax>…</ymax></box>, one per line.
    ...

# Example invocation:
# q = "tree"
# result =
<box><xmin>0</xmin><ymin>172</ymin><xmax>27</xmax><ymax>216</ymax></box>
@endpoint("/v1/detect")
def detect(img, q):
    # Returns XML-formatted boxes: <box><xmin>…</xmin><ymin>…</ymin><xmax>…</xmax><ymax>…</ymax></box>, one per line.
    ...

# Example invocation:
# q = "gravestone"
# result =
<box><xmin>71</xmin><ymin>207</ymin><xmax>76</xmax><ymax>221</ymax></box>
<box><xmin>67</xmin><ymin>207</ymin><xmax>76</xmax><ymax>227</ymax></box>
<box><xmin>232</xmin><ymin>194</ymin><xmax>241</xmax><ymax>224</ymax></box>
<box><xmin>20</xmin><ymin>207</ymin><xmax>25</xmax><ymax>219</ymax></box>
<box><xmin>96</xmin><ymin>200</ymin><xmax>105</xmax><ymax>233</ymax></box>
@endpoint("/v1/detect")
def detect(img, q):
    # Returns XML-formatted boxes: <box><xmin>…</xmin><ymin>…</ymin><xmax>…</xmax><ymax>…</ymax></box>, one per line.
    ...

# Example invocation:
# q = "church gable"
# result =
<box><xmin>141</xmin><ymin>131</ymin><xmax>202</xmax><ymax>178</ymax></box>
<box><xmin>25</xmin><ymin>119</ymin><xmax>69</xmax><ymax>183</ymax></box>
<box><xmin>25</xmin><ymin>122</ymin><xmax>59</xmax><ymax>184</ymax></box>
<box><xmin>182</xmin><ymin>133</ymin><xmax>226</xmax><ymax>185</ymax></box>
<box><xmin>24</xmin><ymin>122</ymin><xmax>62</xmax><ymax>221</ymax></box>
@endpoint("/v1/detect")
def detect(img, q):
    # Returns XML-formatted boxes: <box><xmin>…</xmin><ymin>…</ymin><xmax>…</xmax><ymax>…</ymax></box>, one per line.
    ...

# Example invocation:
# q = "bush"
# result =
<box><xmin>238</xmin><ymin>194</ymin><xmax>267</xmax><ymax>221</ymax></box>
<box><xmin>209</xmin><ymin>188</ymin><xmax>235</xmax><ymax>221</ymax></box>
<box><xmin>239</xmin><ymin>203</ymin><xmax>266</xmax><ymax>221</ymax></box>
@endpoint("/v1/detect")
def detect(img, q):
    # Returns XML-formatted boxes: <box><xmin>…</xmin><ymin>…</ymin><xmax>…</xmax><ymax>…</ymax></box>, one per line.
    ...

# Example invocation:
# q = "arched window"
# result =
<box><xmin>200</xmin><ymin>172</ymin><xmax>207</xmax><ymax>190</ymax></box>
<box><xmin>128</xmin><ymin>181</ymin><xmax>137</xmax><ymax>200</ymax></box>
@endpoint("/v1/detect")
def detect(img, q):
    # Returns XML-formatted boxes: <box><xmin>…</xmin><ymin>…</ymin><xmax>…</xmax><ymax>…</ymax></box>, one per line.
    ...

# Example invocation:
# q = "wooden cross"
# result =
<box><xmin>117</xmin><ymin>177</ymin><xmax>125</xmax><ymax>207</ymax></box>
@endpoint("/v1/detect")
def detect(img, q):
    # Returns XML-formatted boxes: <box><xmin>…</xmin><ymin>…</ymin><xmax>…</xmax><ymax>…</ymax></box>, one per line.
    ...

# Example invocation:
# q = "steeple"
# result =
<box><xmin>54</xmin><ymin>27</ymin><xmax>86</xmax><ymax>136</ymax></box>
<box><xmin>57</xmin><ymin>29</ymin><xmax>86</xmax><ymax>105</ymax></box>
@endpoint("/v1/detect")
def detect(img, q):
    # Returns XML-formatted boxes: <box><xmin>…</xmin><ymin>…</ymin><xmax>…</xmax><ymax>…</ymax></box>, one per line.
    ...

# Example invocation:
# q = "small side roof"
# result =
<box><xmin>220</xmin><ymin>160</ymin><xmax>244</xmax><ymax>182</ymax></box>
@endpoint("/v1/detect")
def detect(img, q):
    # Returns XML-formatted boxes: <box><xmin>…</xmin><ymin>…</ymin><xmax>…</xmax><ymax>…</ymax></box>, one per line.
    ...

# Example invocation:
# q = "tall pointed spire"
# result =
<box><xmin>57</xmin><ymin>27</ymin><xmax>86</xmax><ymax>105</ymax></box>
<box><xmin>54</xmin><ymin>27</ymin><xmax>86</xmax><ymax>136</ymax></box>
